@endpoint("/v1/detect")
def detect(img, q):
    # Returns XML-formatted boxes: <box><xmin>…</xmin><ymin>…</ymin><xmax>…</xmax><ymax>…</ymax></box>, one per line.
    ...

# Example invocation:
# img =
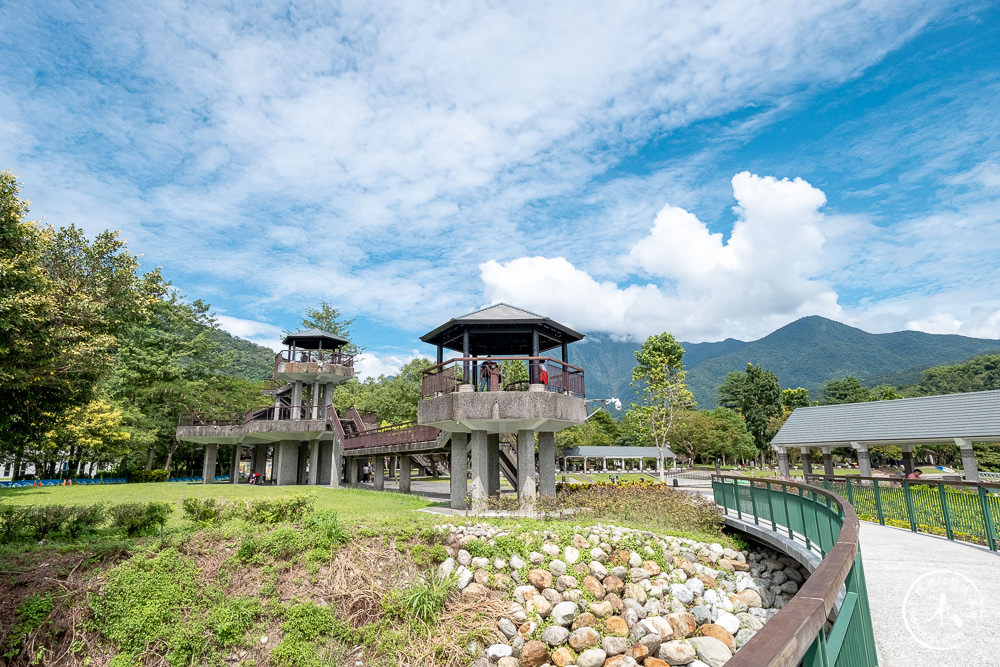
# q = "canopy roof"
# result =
<box><xmin>771</xmin><ymin>389</ymin><xmax>1000</xmax><ymax>448</ymax></box>
<box><xmin>281</xmin><ymin>328</ymin><xmax>349</xmax><ymax>350</ymax></box>
<box><xmin>562</xmin><ymin>446</ymin><xmax>676</xmax><ymax>458</ymax></box>
<box><xmin>421</xmin><ymin>303</ymin><xmax>584</xmax><ymax>355</ymax></box>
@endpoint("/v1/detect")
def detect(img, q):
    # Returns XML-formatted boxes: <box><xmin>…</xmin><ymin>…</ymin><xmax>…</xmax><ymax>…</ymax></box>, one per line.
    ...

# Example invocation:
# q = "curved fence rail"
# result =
<box><xmin>713</xmin><ymin>475</ymin><xmax>878</xmax><ymax>667</ymax></box>
<box><xmin>806</xmin><ymin>474</ymin><xmax>1000</xmax><ymax>552</ymax></box>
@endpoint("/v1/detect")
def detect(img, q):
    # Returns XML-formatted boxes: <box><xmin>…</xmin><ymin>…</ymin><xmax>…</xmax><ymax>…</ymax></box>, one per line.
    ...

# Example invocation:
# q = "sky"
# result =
<box><xmin>2</xmin><ymin>1</ymin><xmax>999</xmax><ymax>378</ymax></box>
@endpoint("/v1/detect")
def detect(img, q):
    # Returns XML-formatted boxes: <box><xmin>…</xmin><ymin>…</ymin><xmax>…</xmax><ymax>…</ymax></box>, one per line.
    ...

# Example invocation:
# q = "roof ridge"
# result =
<box><xmin>456</xmin><ymin>302</ymin><xmax>547</xmax><ymax>320</ymax></box>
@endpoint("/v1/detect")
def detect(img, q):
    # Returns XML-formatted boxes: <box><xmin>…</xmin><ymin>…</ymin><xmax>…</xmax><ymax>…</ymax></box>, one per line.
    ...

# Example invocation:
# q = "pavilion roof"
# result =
<box><xmin>282</xmin><ymin>328</ymin><xmax>349</xmax><ymax>350</ymax></box>
<box><xmin>421</xmin><ymin>303</ymin><xmax>584</xmax><ymax>355</ymax></box>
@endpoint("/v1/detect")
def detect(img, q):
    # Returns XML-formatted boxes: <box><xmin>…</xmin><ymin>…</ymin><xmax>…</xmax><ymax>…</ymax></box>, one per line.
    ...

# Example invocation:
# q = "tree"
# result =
<box><xmin>333</xmin><ymin>357</ymin><xmax>433</xmax><ymax>424</ymax></box>
<box><xmin>782</xmin><ymin>387</ymin><xmax>810</xmax><ymax>409</ymax></box>
<box><xmin>631</xmin><ymin>333</ymin><xmax>693</xmax><ymax>481</ymax></box>
<box><xmin>908</xmin><ymin>353</ymin><xmax>1000</xmax><ymax>396</ymax></box>
<box><xmin>717</xmin><ymin>372</ymin><xmax>745</xmax><ymax>410</ymax></box>
<box><xmin>740</xmin><ymin>364</ymin><xmax>782</xmax><ymax>456</ymax></box>
<box><xmin>297</xmin><ymin>301</ymin><xmax>364</xmax><ymax>357</ymax></box>
<box><xmin>820</xmin><ymin>377</ymin><xmax>871</xmax><ymax>404</ymax></box>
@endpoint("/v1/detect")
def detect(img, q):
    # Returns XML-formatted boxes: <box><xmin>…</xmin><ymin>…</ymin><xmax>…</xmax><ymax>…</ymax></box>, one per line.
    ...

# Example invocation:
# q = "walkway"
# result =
<box><xmin>859</xmin><ymin>522</ymin><xmax>999</xmax><ymax>666</ymax></box>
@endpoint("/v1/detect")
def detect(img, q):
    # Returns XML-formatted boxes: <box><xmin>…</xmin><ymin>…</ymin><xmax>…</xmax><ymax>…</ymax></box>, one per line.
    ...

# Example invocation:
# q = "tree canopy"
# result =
<box><xmin>297</xmin><ymin>301</ymin><xmax>364</xmax><ymax>357</ymax></box>
<box><xmin>631</xmin><ymin>333</ymin><xmax>693</xmax><ymax>479</ymax></box>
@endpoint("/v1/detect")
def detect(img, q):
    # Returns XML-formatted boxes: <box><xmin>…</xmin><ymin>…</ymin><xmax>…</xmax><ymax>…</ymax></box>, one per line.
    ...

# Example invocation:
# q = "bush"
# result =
<box><xmin>107</xmin><ymin>501</ymin><xmax>172</xmax><ymax>537</ymax></box>
<box><xmin>65</xmin><ymin>504</ymin><xmax>107</xmax><ymax>539</ymax></box>
<box><xmin>179</xmin><ymin>494</ymin><xmax>315</xmax><ymax>525</ymax></box>
<box><xmin>4</xmin><ymin>593</ymin><xmax>53</xmax><ymax>659</ymax></box>
<box><xmin>126</xmin><ymin>469</ymin><xmax>169</xmax><ymax>483</ymax></box>
<box><xmin>208</xmin><ymin>596</ymin><xmax>261</xmax><ymax>646</ymax></box>
<box><xmin>181</xmin><ymin>497</ymin><xmax>223</xmax><ymax>523</ymax></box>
<box><xmin>302</xmin><ymin>511</ymin><xmax>349</xmax><ymax>550</ymax></box>
<box><xmin>386</xmin><ymin>574</ymin><xmax>455</xmax><ymax>624</ymax></box>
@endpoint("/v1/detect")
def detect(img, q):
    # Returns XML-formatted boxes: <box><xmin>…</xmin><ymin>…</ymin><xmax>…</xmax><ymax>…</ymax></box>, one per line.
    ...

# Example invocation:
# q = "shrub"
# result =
<box><xmin>178</xmin><ymin>494</ymin><xmax>315</xmax><ymax>525</ymax></box>
<box><xmin>208</xmin><ymin>596</ymin><xmax>261</xmax><ymax>646</ymax></box>
<box><xmin>4</xmin><ymin>593</ymin><xmax>53</xmax><ymax>659</ymax></box>
<box><xmin>302</xmin><ymin>511</ymin><xmax>349</xmax><ymax>550</ymax></box>
<box><xmin>107</xmin><ymin>501</ymin><xmax>172</xmax><ymax>537</ymax></box>
<box><xmin>389</xmin><ymin>574</ymin><xmax>455</xmax><ymax>624</ymax></box>
<box><xmin>0</xmin><ymin>505</ymin><xmax>20</xmax><ymax>542</ymax></box>
<box><xmin>282</xmin><ymin>601</ymin><xmax>337</xmax><ymax>640</ymax></box>
<box><xmin>126</xmin><ymin>469</ymin><xmax>169</xmax><ymax>483</ymax></box>
<box><xmin>181</xmin><ymin>497</ymin><xmax>223</xmax><ymax>523</ymax></box>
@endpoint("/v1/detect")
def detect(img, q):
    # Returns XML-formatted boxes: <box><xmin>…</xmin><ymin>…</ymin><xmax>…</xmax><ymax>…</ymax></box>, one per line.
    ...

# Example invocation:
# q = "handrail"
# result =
<box><xmin>420</xmin><ymin>355</ymin><xmax>584</xmax><ymax>398</ymax></box>
<box><xmin>178</xmin><ymin>412</ymin><xmax>245</xmax><ymax>427</ymax></box>
<box><xmin>806</xmin><ymin>473</ymin><xmax>1000</xmax><ymax>551</ymax></box>
<box><xmin>274</xmin><ymin>349</ymin><xmax>355</xmax><ymax>367</ymax></box>
<box><xmin>341</xmin><ymin>421</ymin><xmax>441</xmax><ymax>450</ymax></box>
<box><xmin>712</xmin><ymin>474</ymin><xmax>877</xmax><ymax>667</ymax></box>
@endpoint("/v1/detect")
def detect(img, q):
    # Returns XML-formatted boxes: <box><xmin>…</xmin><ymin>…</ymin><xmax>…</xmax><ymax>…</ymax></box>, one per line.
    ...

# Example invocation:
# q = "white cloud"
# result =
<box><xmin>482</xmin><ymin>172</ymin><xmax>842</xmax><ymax>341</ymax></box>
<box><xmin>354</xmin><ymin>349</ymin><xmax>423</xmax><ymax>381</ymax></box>
<box><xmin>214</xmin><ymin>315</ymin><xmax>284</xmax><ymax>351</ymax></box>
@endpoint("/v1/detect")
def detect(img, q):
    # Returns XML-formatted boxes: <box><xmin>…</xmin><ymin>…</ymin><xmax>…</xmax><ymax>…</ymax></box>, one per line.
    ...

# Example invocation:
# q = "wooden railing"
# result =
<box><xmin>341</xmin><ymin>421</ymin><xmax>442</xmax><ymax>450</ymax></box>
<box><xmin>420</xmin><ymin>356</ymin><xmax>584</xmax><ymax>398</ymax></box>
<box><xmin>275</xmin><ymin>349</ymin><xmax>354</xmax><ymax>366</ymax></box>
<box><xmin>713</xmin><ymin>475</ymin><xmax>877</xmax><ymax>666</ymax></box>
<box><xmin>177</xmin><ymin>413</ymin><xmax>245</xmax><ymax>427</ymax></box>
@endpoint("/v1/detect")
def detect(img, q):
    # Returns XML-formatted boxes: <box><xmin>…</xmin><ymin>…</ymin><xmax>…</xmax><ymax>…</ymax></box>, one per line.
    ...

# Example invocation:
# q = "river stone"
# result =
<box><xmin>604</xmin><ymin>574</ymin><xmax>625</xmax><ymax>594</ymax></box>
<box><xmin>688</xmin><ymin>636</ymin><xmax>733</xmax><ymax>667</ymax></box>
<box><xmin>589</xmin><ymin>599</ymin><xmax>614</xmax><ymax>617</ymax></box>
<box><xmin>603</xmin><ymin>635</ymin><xmax>629</xmax><ymax>655</ymax></box>
<box><xmin>611</xmin><ymin>565</ymin><xmax>629</xmax><ymax>580</ymax></box>
<box><xmin>770</xmin><ymin>570</ymin><xmax>787</xmax><ymax>585</ymax></box>
<box><xmin>630</xmin><ymin>567</ymin><xmax>651</xmax><ymax>582</ymax></box>
<box><xmin>732</xmin><ymin>589</ymin><xmax>762</xmax><ymax>608</ymax></box>
<box><xmin>486</xmin><ymin>643</ymin><xmax>512</xmax><ymax>661</ymax></box>
<box><xmin>715</xmin><ymin>610</ymin><xmax>740</xmax><ymax>635</ymax></box>
<box><xmin>519</xmin><ymin>639</ymin><xmax>550</xmax><ymax>667</ymax></box>
<box><xmin>608</xmin><ymin>657</ymin><xmax>640</xmax><ymax>667</ymax></box>
<box><xmin>543</xmin><ymin>542</ymin><xmax>561</xmax><ymax>557</ymax></box>
<box><xmin>511</xmin><ymin>635</ymin><xmax>524</xmax><ymax>657</ymax></box>
<box><xmin>541</xmin><ymin>625</ymin><xmax>570</xmax><ymax>647</ymax></box>
<box><xmin>549</xmin><ymin>559</ymin><xmax>567</xmax><ymax>576</ymax></box>
<box><xmin>691</xmin><ymin>605</ymin><xmax>712</xmax><ymax>626</ymax></box>
<box><xmin>591</xmin><ymin>547</ymin><xmax>609</xmax><ymax>562</ymax></box>
<box><xmin>572</xmin><ymin>611</ymin><xmax>598</xmax><ymax>629</ymax></box>
<box><xmin>780</xmin><ymin>580</ymin><xmax>799</xmax><ymax>595</ymax></box>
<box><xmin>529</xmin><ymin>551</ymin><xmax>545</xmax><ymax>564</ymax></box>
<box><xmin>498</xmin><ymin>617</ymin><xmax>518</xmax><ymax>639</ymax></box>
<box><xmin>735</xmin><ymin>628</ymin><xmax>756</xmax><ymax>648</ymax></box>
<box><xmin>696</xmin><ymin>624</ymin><xmax>734</xmax><ymax>650</ymax></box>
<box><xmin>556</xmin><ymin>574</ymin><xmax>578</xmax><ymax>592</ymax></box>
<box><xmin>669</xmin><ymin>583</ymin><xmax>694</xmax><ymax>604</ymax></box>
<box><xmin>457</xmin><ymin>549</ymin><xmax>472</xmax><ymax>566</ymax></box>
<box><xmin>686</xmin><ymin>577</ymin><xmax>705</xmax><ymax>597</ymax></box>
<box><xmin>784</xmin><ymin>567</ymin><xmax>804</xmax><ymax>583</ymax></box>
<box><xmin>657</xmin><ymin>639</ymin><xmax>697</xmax><ymax>665</ymax></box>
<box><xmin>473</xmin><ymin>568</ymin><xmax>489</xmax><ymax>587</ymax></box>
<box><xmin>639</xmin><ymin>630</ymin><xmax>663</xmax><ymax>654</ymax></box>
<box><xmin>572</xmin><ymin>534</ymin><xmax>589</xmax><ymax>549</ymax></box>
<box><xmin>527</xmin><ymin>594</ymin><xmax>552</xmax><ymax>618</ymax></box>
<box><xmin>497</xmin><ymin>658</ymin><xmax>519</xmax><ymax>667</ymax></box>
<box><xmin>462</xmin><ymin>582</ymin><xmax>489</xmax><ymax>600</ymax></box>
<box><xmin>623</xmin><ymin>597</ymin><xmax>647</xmax><ymax>620</ymax></box>
<box><xmin>568</xmin><ymin>626</ymin><xmax>601</xmax><ymax>651</ymax></box>
<box><xmin>551</xmin><ymin>600</ymin><xmax>578</xmax><ymax>626</ymax></box>
<box><xmin>528</xmin><ymin>569</ymin><xmax>553</xmax><ymax>590</ymax></box>
<box><xmin>515</xmin><ymin>585</ymin><xmax>538</xmax><ymax>603</ymax></box>
<box><xmin>667</xmin><ymin>612</ymin><xmax>697</xmax><ymax>638</ymax></box>
<box><xmin>583</xmin><ymin>575</ymin><xmax>605</xmax><ymax>599</ymax></box>
<box><xmin>473</xmin><ymin>556</ymin><xmax>490</xmax><ymax>570</ymax></box>
<box><xmin>644</xmin><ymin>615</ymin><xmax>674</xmax><ymax>641</ymax></box>
<box><xmin>438</xmin><ymin>557</ymin><xmax>455</xmax><ymax>579</ymax></box>
<box><xmin>590</xmin><ymin>560</ymin><xmax>609</xmax><ymax>579</ymax></box>
<box><xmin>736</xmin><ymin>612</ymin><xmax>763</xmax><ymax>631</ymax></box>
<box><xmin>563</xmin><ymin>545</ymin><xmax>580</xmax><ymax>564</ymax></box>
<box><xmin>576</xmin><ymin>647</ymin><xmax>608</xmax><ymax>667</ymax></box>
<box><xmin>509</xmin><ymin>554</ymin><xmax>525</xmax><ymax>570</ymax></box>
<box><xmin>624</xmin><ymin>582</ymin><xmax>647</xmax><ymax>604</ymax></box>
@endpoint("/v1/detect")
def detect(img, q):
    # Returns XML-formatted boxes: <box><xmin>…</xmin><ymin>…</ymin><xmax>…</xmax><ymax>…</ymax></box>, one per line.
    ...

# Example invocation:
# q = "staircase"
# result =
<box><xmin>340</xmin><ymin>419</ymin><xmax>360</xmax><ymax>437</ymax></box>
<box><xmin>499</xmin><ymin>442</ymin><xmax>518</xmax><ymax>492</ymax></box>
<box><xmin>413</xmin><ymin>453</ymin><xmax>450</xmax><ymax>477</ymax></box>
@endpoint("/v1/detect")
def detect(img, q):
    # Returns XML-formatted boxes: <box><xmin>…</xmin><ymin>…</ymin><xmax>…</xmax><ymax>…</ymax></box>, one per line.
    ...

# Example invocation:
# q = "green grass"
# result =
<box><xmin>585</xmin><ymin>472</ymin><xmax>655</xmax><ymax>482</ymax></box>
<box><xmin>0</xmin><ymin>482</ymin><xmax>433</xmax><ymax>528</ymax></box>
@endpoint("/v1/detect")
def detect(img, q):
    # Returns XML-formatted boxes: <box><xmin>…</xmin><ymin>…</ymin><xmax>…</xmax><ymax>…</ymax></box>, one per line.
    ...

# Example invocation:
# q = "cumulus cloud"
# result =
<box><xmin>482</xmin><ymin>172</ymin><xmax>842</xmax><ymax>341</ymax></box>
<box><xmin>214</xmin><ymin>315</ymin><xmax>284</xmax><ymax>351</ymax></box>
<box><xmin>354</xmin><ymin>349</ymin><xmax>424</xmax><ymax>381</ymax></box>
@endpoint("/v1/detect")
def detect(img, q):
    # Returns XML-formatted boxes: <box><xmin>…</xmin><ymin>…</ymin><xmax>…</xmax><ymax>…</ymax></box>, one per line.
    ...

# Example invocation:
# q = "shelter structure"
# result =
<box><xmin>561</xmin><ymin>445</ymin><xmax>676</xmax><ymax>473</ymax></box>
<box><xmin>770</xmin><ymin>389</ymin><xmax>1000</xmax><ymax>481</ymax></box>
<box><xmin>418</xmin><ymin>304</ymin><xmax>588</xmax><ymax>508</ymax></box>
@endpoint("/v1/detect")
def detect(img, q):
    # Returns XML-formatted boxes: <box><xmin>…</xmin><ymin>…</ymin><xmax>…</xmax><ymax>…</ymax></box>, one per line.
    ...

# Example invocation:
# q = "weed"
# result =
<box><xmin>3</xmin><ymin>593</ymin><xmax>53</xmax><ymax>659</ymax></box>
<box><xmin>392</xmin><ymin>574</ymin><xmax>456</xmax><ymax>624</ymax></box>
<box><xmin>208</xmin><ymin>596</ymin><xmax>261</xmax><ymax>646</ymax></box>
<box><xmin>107</xmin><ymin>501</ymin><xmax>172</xmax><ymax>537</ymax></box>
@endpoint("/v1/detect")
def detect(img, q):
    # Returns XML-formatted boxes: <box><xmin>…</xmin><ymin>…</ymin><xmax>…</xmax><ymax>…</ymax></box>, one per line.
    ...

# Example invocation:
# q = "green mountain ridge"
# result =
<box><xmin>570</xmin><ymin>316</ymin><xmax>1000</xmax><ymax>409</ymax></box>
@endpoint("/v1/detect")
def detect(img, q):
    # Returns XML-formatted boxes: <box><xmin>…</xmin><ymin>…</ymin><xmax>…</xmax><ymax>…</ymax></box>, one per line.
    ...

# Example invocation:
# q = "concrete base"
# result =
<box><xmin>374</xmin><ymin>459</ymin><xmax>385</xmax><ymax>491</ymax></box>
<box><xmin>857</xmin><ymin>449</ymin><xmax>872</xmax><ymax>477</ymax></box>
<box><xmin>450</xmin><ymin>433</ymin><xmax>468</xmax><ymax>509</ymax></box>
<box><xmin>308</xmin><ymin>441</ymin><xmax>319</xmax><ymax>485</ymax></box>
<box><xmin>960</xmin><ymin>447</ymin><xmax>979</xmax><ymax>482</ymax></box>
<box><xmin>778</xmin><ymin>450</ymin><xmax>789</xmax><ymax>477</ymax></box>
<box><xmin>800</xmin><ymin>447</ymin><xmax>811</xmax><ymax>476</ymax></box>
<box><xmin>347</xmin><ymin>457</ymin><xmax>358</xmax><ymax>485</ymax></box>
<box><xmin>202</xmin><ymin>443</ymin><xmax>218</xmax><ymax>484</ymax></box>
<box><xmin>329</xmin><ymin>438</ymin><xmax>343</xmax><ymax>488</ymax></box>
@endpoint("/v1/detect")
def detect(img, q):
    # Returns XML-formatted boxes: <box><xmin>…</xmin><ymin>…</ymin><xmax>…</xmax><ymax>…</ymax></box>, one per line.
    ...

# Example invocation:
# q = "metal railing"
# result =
<box><xmin>713</xmin><ymin>475</ymin><xmax>878</xmax><ymax>667</ymax></box>
<box><xmin>245</xmin><ymin>404</ymin><xmax>334</xmax><ymax>422</ymax></box>
<box><xmin>420</xmin><ymin>356</ymin><xmax>585</xmax><ymax>398</ymax></box>
<box><xmin>341</xmin><ymin>421</ymin><xmax>442</xmax><ymax>451</ymax></box>
<box><xmin>806</xmin><ymin>474</ymin><xmax>1000</xmax><ymax>551</ymax></box>
<box><xmin>177</xmin><ymin>412</ymin><xmax>245</xmax><ymax>426</ymax></box>
<box><xmin>275</xmin><ymin>349</ymin><xmax>355</xmax><ymax>367</ymax></box>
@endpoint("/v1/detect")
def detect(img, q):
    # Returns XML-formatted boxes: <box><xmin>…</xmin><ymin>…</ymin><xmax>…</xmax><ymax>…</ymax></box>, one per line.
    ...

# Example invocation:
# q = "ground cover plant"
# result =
<box><xmin>0</xmin><ymin>481</ymin><xmax>737</xmax><ymax>665</ymax></box>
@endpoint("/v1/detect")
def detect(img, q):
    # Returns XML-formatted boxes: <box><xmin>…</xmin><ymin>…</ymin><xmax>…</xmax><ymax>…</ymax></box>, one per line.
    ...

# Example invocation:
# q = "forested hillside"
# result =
<box><xmin>210</xmin><ymin>328</ymin><xmax>275</xmax><ymax>381</ymax></box>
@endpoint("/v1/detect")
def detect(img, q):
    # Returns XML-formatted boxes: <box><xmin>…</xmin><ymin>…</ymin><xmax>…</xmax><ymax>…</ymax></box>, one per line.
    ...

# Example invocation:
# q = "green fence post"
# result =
<box><xmin>782</xmin><ymin>484</ymin><xmax>792</xmax><ymax>539</ymax></box>
<box><xmin>938</xmin><ymin>483</ymin><xmax>954</xmax><ymax>541</ymax></box>
<box><xmin>904</xmin><ymin>481</ymin><xmax>917</xmax><ymax>532</ymax></box>
<box><xmin>749</xmin><ymin>480</ymin><xmax>761</xmax><ymax>525</ymax></box>
<box><xmin>803</xmin><ymin>628</ymin><xmax>831</xmax><ymax>667</ymax></box>
<box><xmin>766</xmin><ymin>482</ymin><xmax>777</xmax><ymax>531</ymax></box>
<box><xmin>978</xmin><ymin>485</ymin><xmax>998</xmax><ymax>552</ymax></box>
<box><xmin>872</xmin><ymin>479</ymin><xmax>885</xmax><ymax>526</ymax></box>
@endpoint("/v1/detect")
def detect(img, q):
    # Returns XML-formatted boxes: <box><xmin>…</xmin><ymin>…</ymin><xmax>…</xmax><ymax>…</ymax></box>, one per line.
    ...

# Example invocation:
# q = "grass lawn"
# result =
<box><xmin>584</xmin><ymin>472</ymin><xmax>655</xmax><ymax>483</ymax></box>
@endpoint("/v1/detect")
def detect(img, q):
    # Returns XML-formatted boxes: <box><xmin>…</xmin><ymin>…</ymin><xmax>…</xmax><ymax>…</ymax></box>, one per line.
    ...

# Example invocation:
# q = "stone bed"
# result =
<box><xmin>434</xmin><ymin>522</ymin><xmax>809</xmax><ymax>667</ymax></box>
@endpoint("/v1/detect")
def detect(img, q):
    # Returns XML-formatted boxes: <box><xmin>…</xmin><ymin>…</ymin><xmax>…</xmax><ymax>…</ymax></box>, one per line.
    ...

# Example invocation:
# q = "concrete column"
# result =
<box><xmin>399</xmin><ymin>455</ymin><xmax>411</xmax><ymax>494</ymax></box>
<box><xmin>800</xmin><ymin>447</ymin><xmax>812</xmax><ymax>476</ymax></box>
<box><xmin>291</xmin><ymin>381</ymin><xmax>303</xmax><ymax>419</ymax></box>
<box><xmin>347</xmin><ymin>457</ymin><xmax>358</xmax><ymax>484</ymax></box>
<box><xmin>329</xmin><ymin>437</ymin><xmax>343</xmax><ymax>488</ymax></box>
<box><xmin>487</xmin><ymin>433</ymin><xmax>500</xmax><ymax>497</ymax></box>
<box><xmin>275</xmin><ymin>440</ymin><xmax>299</xmax><ymax>486</ymax></box>
<box><xmin>470</xmin><ymin>430</ymin><xmax>489</xmax><ymax>501</ymax></box>
<box><xmin>230</xmin><ymin>445</ymin><xmax>241</xmax><ymax>484</ymax></box>
<box><xmin>297</xmin><ymin>443</ymin><xmax>309</xmax><ymax>484</ymax></box>
<box><xmin>902</xmin><ymin>445</ymin><xmax>914</xmax><ymax>475</ymax></box>
<box><xmin>603</xmin><ymin>458</ymin><xmax>607</xmax><ymax>471</ymax></box>
<box><xmin>956</xmin><ymin>438</ymin><xmax>979</xmax><ymax>482</ymax></box>
<box><xmin>538</xmin><ymin>431</ymin><xmax>556</xmax><ymax>497</ymax></box>
<box><xmin>356</xmin><ymin>459</ymin><xmax>366</xmax><ymax>484</ymax></box>
<box><xmin>202</xmin><ymin>443</ymin><xmax>218</xmax><ymax>484</ymax></box>
<box><xmin>777</xmin><ymin>448</ymin><xmax>789</xmax><ymax>477</ymax></box>
<box><xmin>253</xmin><ymin>444</ymin><xmax>267</xmax><ymax>478</ymax></box>
<box><xmin>450</xmin><ymin>433</ymin><xmax>469</xmax><ymax>509</ymax></box>
<box><xmin>374</xmin><ymin>458</ymin><xmax>385</xmax><ymax>491</ymax></box>
<box><xmin>317</xmin><ymin>442</ymin><xmax>331</xmax><ymax>485</ymax></box>
<box><xmin>308</xmin><ymin>441</ymin><xmax>319</xmax><ymax>485</ymax></box>
<box><xmin>822</xmin><ymin>447</ymin><xmax>834</xmax><ymax>477</ymax></box>
<box><xmin>852</xmin><ymin>442</ymin><xmax>871</xmax><ymax>477</ymax></box>
<box><xmin>516</xmin><ymin>429</ymin><xmax>535</xmax><ymax>501</ymax></box>
<box><xmin>387</xmin><ymin>455</ymin><xmax>395</xmax><ymax>480</ymax></box>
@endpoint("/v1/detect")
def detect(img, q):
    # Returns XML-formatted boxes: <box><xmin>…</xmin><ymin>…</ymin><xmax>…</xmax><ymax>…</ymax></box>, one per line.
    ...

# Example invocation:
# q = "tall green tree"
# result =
<box><xmin>740</xmin><ymin>363</ymin><xmax>782</xmax><ymax>456</ymax></box>
<box><xmin>821</xmin><ymin>377</ymin><xmax>902</xmax><ymax>404</ymax></box>
<box><xmin>297</xmin><ymin>301</ymin><xmax>364</xmax><ymax>357</ymax></box>
<box><xmin>333</xmin><ymin>357</ymin><xmax>433</xmax><ymax>424</ymax></box>
<box><xmin>781</xmin><ymin>387</ymin><xmax>810</xmax><ymax>409</ymax></box>
<box><xmin>631</xmin><ymin>333</ymin><xmax>693</xmax><ymax>481</ymax></box>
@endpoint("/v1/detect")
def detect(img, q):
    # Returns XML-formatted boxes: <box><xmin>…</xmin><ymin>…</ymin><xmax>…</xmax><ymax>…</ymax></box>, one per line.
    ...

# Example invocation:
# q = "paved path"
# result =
<box><xmin>859</xmin><ymin>522</ymin><xmax>999</xmax><ymax>666</ymax></box>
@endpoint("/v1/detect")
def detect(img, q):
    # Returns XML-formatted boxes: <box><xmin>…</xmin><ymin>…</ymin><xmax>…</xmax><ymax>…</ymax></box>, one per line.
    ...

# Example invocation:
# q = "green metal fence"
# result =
<box><xmin>713</xmin><ymin>475</ymin><xmax>878</xmax><ymax>667</ymax></box>
<box><xmin>806</xmin><ymin>475</ymin><xmax>1000</xmax><ymax>551</ymax></box>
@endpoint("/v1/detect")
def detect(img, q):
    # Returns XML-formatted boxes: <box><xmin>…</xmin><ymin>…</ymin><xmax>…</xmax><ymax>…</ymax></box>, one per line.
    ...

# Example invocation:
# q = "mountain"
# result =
<box><xmin>569</xmin><ymin>316</ymin><xmax>1000</xmax><ymax>410</ymax></box>
<box><xmin>210</xmin><ymin>328</ymin><xmax>276</xmax><ymax>381</ymax></box>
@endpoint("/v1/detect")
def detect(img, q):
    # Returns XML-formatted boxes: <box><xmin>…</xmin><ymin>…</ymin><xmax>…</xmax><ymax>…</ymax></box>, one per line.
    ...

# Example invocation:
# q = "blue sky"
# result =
<box><xmin>2</xmin><ymin>1</ymin><xmax>998</xmax><ymax>377</ymax></box>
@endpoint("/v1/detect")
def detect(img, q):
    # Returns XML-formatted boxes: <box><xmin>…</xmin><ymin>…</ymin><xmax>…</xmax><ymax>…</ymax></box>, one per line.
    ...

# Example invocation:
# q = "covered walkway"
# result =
<box><xmin>859</xmin><ymin>521</ymin><xmax>998</xmax><ymax>665</ymax></box>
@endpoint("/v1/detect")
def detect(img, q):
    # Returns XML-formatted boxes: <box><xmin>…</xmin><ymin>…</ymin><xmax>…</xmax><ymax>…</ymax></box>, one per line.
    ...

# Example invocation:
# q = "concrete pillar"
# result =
<box><xmin>329</xmin><ymin>437</ymin><xmax>343</xmax><ymax>488</ymax></box>
<box><xmin>602</xmin><ymin>458</ymin><xmax>607</xmax><ymax>471</ymax></box>
<box><xmin>487</xmin><ymin>433</ymin><xmax>500</xmax><ymax>497</ymax></box>
<box><xmin>902</xmin><ymin>446</ymin><xmax>914</xmax><ymax>475</ymax></box>
<box><xmin>347</xmin><ymin>457</ymin><xmax>358</xmax><ymax>484</ymax></box>
<box><xmin>374</xmin><ymin>458</ymin><xmax>385</xmax><ymax>491</ymax></box>
<box><xmin>291</xmin><ymin>381</ymin><xmax>303</xmax><ymax>419</ymax></box>
<box><xmin>777</xmin><ymin>448</ymin><xmax>789</xmax><ymax>477</ymax></box>
<box><xmin>800</xmin><ymin>447</ymin><xmax>812</xmax><ymax>476</ymax></box>
<box><xmin>275</xmin><ymin>440</ymin><xmax>299</xmax><ymax>486</ymax></box>
<box><xmin>356</xmin><ymin>458</ymin><xmax>366</xmax><ymax>484</ymax></box>
<box><xmin>399</xmin><ymin>455</ymin><xmax>411</xmax><ymax>494</ymax></box>
<box><xmin>202</xmin><ymin>443</ymin><xmax>218</xmax><ymax>484</ymax></box>
<box><xmin>450</xmin><ymin>433</ymin><xmax>469</xmax><ymax>509</ymax></box>
<box><xmin>538</xmin><ymin>432</ymin><xmax>556</xmax><ymax>497</ymax></box>
<box><xmin>297</xmin><ymin>443</ymin><xmax>309</xmax><ymax>484</ymax></box>
<box><xmin>956</xmin><ymin>438</ymin><xmax>979</xmax><ymax>482</ymax></box>
<box><xmin>317</xmin><ymin>442</ymin><xmax>332</xmax><ymax>485</ymax></box>
<box><xmin>253</xmin><ymin>444</ymin><xmax>267</xmax><ymax>478</ymax></box>
<box><xmin>387</xmin><ymin>455</ymin><xmax>395</xmax><ymax>480</ymax></box>
<box><xmin>308</xmin><ymin>441</ymin><xmax>319</xmax><ymax>485</ymax></box>
<box><xmin>852</xmin><ymin>442</ymin><xmax>871</xmax><ymax>477</ymax></box>
<box><xmin>822</xmin><ymin>447</ymin><xmax>834</xmax><ymax>477</ymax></box>
<box><xmin>311</xmin><ymin>380</ymin><xmax>320</xmax><ymax>419</ymax></box>
<box><xmin>230</xmin><ymin>445</ymin><xmax>240</xmax><ymax>484</ymax></box>
<box><xmin>470</xmin><ymin>430</ymin><xmax>489</xmax><ymax>501</ymax></box>
<box><xmin>517</xmin><ymin>429</ymin><xmax>535</xmax><ymax>501</ymax></box>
